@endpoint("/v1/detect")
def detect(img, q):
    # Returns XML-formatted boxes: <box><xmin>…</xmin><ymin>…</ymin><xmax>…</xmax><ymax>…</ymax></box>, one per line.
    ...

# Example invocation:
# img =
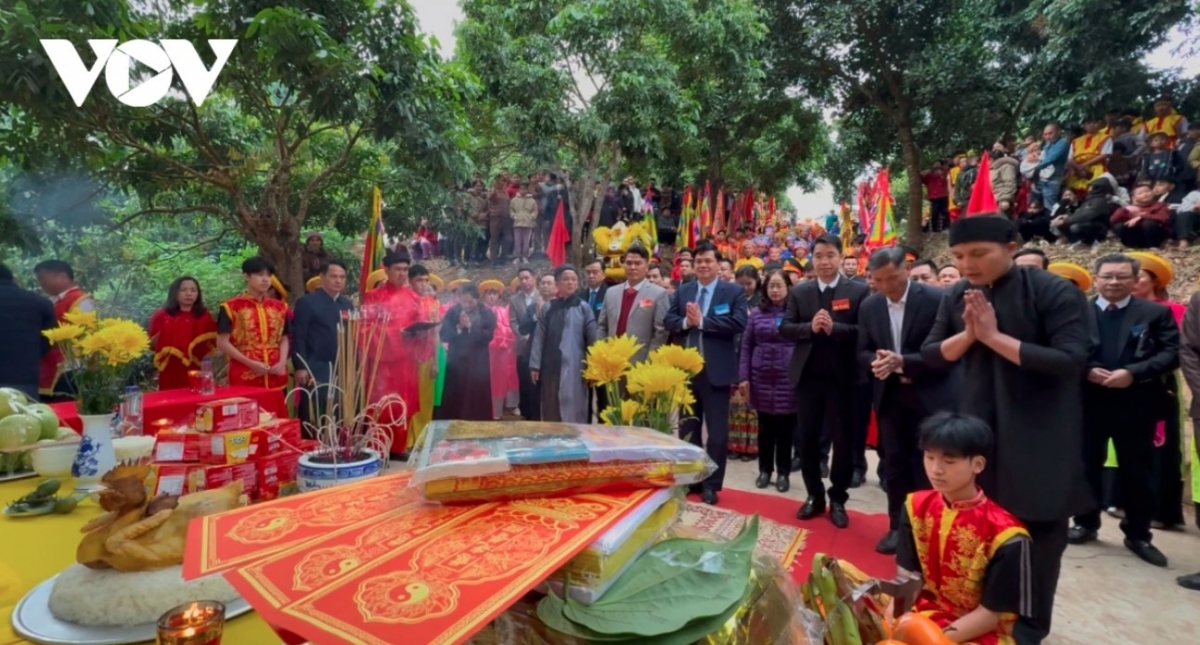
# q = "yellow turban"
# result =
<box><xmin>1047</xmin><ymin>262</ymin><xmax>1091</xmax><ymax>292</ymax></box>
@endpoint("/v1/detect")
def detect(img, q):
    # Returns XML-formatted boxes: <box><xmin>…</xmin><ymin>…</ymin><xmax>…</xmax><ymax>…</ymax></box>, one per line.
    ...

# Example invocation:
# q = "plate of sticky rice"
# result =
<box><xmin>12</xmin><ymin>563</ymin><xmax>249</xmax><ymax>644</ymax></box>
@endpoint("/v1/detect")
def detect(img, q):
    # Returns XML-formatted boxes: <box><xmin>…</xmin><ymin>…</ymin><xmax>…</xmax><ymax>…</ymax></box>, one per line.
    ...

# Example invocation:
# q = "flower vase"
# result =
<box><xmin>72</xmin><ymin>413</ymin><xmax>117</xmax><ymax>491</ymax></box>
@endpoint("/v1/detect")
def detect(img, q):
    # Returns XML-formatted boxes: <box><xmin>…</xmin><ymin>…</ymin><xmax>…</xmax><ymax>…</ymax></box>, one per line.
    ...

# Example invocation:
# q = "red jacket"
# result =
<box><xmin>1110</xmin><ymin>201</ymin><xmax>1170</xmax><ymax>229</ymax></box>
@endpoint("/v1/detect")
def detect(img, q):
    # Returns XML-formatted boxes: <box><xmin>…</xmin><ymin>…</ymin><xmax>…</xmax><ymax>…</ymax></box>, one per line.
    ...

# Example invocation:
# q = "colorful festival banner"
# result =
<box><xmin>185</xmin><ymin>472</ymin><xmax>656</xmax><ymax>645</ymax></box>
<box><xmin>359</xmin><ymin>187</ymin><xmax>387</xmax><ymax>298</ymax></box>
<box><xmin>866</xmin><ymin>170</ymin><xmax>898</xmax><ymax>251</ymax></box>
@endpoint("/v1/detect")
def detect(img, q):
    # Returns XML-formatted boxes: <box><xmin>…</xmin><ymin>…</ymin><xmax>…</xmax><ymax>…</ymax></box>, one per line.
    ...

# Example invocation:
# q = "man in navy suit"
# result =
<box><xmin>781</xmin><ymin>233</ymin><xmax>870</xmax><ymax>528</ymax></box>
<box><xmin>665</xmin><ymin>240</ymin><xmax>748</xmax><ymax>505</ymax></box>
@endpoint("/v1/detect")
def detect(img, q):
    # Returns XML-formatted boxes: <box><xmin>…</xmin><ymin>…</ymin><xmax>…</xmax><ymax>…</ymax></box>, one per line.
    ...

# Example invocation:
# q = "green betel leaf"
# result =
<box><xmin>561</xmin><ymin>515</ymin><xmax>760</xmax><ymax>637</ymax></box>
<box><xmin>602</xmin><ymin>595</ymin><xmax>746</xmax><ymax>645</ymax></box>
<box><xmin>536</xmin><ymin>588</ymin><xmax>637</xmax><ymax>642</ymax></box>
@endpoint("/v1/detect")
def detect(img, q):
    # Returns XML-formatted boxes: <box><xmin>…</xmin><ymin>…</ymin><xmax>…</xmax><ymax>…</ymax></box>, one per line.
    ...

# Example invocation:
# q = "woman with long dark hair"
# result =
<box><xmin>148</xmin><ymin>276</ymin><xmax>217</xmax><ymax>390</ymax></box>
<box><xmin>737</xmin><ymin>269</ymin><xmax>797</xmax><ymax>493</ymax></box>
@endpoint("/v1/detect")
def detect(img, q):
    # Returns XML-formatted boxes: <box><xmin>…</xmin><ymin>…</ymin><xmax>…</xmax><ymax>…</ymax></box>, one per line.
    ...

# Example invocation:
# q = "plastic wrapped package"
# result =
<box><xmin>466</xmin><ymin>524</ymin><xmax>816</xmax><ymax>645</ymax></box>
<box><xmin>543</xmin><ymin>488</ymin><xmax>680</xmax><ymax>603</ymax></box>
<box><xmin>410</xmin><ymin>420</ymin><xmax>716</xmax><ymax>503</ymax></box>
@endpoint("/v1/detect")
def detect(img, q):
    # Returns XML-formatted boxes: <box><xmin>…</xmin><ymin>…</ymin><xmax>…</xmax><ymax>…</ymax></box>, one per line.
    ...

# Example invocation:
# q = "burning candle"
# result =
<box><xmin>188</xmin><ymin>370</ymin><xmax>202</xmax><ymax>392</ymax></box>
<box><xmin>152</xmin><ymin>418</ymin><xmax>175</xmax><ymax>435</ymax></box>
<box><xmin>155</xmin><ymin>601</ymin><xmax>225</xmax><ymax>645</ymax></box>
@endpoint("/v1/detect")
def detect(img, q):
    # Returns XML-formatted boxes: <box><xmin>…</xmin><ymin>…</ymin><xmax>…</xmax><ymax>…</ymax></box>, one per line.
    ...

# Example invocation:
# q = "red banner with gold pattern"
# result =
<box><xmin>184</xmin><ymin>472</ymin><xmax>656</xmax><ymax>645</ymax></box>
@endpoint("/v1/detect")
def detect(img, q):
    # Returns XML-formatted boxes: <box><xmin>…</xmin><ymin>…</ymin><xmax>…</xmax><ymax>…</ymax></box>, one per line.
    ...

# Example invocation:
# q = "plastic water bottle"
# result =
<box><xmin>200</xmin><ymin>357</ymin><xmax>216</xmax><ymax>395</ymax></box>
<box><xmin>119</xmin><ymin>385</ymin><xmax>143</xmax><ymax>437</ymax></box>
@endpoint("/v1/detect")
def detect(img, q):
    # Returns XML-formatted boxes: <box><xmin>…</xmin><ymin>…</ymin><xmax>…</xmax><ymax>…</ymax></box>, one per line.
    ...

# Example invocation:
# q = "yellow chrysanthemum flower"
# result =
<box><xmin>617</xmin><ymin>399</ymin><xmax>641</xmax><ymax>424</ymax></box>
<box><xmin>63</xmin><ymin>310</ymin><xmax>98</xmax><ymax>330</ymax></box>
<box><xmin>649</xmin><ymin>345</ymin><xmax>705</xmax><ymax>375</ymax></box>
<box><xmin>671</xmin><ymin>385</ymin><xmax>696</xmax><ymax>415</ymax></box>
<box><xmin>584</xmin><ymin>335</ymin><xmax>644</xmax><ymax>385</ymax></box>
<box><xmin>43</xmin><ymin>324</ymin><xmax>85</xmax><ymax>344</ymax></box>
<box><xmin>74</xmin><ymin>319</ymin><xmax>150</xmax><ymax>366</ymax></box>
<box><xmin>626</xmin><ymin>363</ymin><xmax>689</xmax><ymax>396</ymax></box>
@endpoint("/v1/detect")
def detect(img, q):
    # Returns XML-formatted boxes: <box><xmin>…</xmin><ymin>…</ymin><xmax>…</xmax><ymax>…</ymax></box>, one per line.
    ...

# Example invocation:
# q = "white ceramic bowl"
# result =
<box><xmin>30</xmin><ymin>443</ymin><xmax>80</xmax><ymax>478</ymax></box>
<box><xmin>112</xmin><ymin>435</ymin><xmax>155</xmax><ymax>463</ymax></box>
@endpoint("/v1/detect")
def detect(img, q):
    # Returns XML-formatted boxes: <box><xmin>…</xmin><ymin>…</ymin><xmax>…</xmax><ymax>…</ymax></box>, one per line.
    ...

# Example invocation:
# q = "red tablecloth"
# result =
<box><xmin>50</xmin><ymin>386</ymin><xmax>288</xmax><ymax>434</ymax></box>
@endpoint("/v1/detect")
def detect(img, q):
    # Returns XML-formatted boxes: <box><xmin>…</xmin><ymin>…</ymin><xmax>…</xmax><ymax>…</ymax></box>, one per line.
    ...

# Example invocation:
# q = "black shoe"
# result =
<box><xmin>878</xmin><ymin>478</ymin><xmax>888</xmax><ymax>493</ymax></box>
<box><xmin>796</xmin><ymin>498</ymin><xmax>826</xmax><ymax>520</ymax></box>
<box><xmin>820</xmin><ymin>461</ymin><xmax>830</xmax><ymax>479</ymax></box>
<box><xmin>755</xmin><ymin>472</ymin><xmax>771</xmax><ymax>489</ymax></box>
<box><xmin>740</xmin><ymin>453</ymin><xmax>755</xmax><ymax>462</ymax></box>
<box><xmin>791</xmin><ymin>456</ymin><xmax>802</xmax><ymax>472</ymax></box>
<box><xmin>1066</xmin><ymin>526</ymin><xmax>1098</xmax><ymax>545</ymax></box>
<box><xmin>1178</xmin><ymin>572</ymin><xmax>1200</xmax><ymax>591</ymax></box>
<box><xmin>850</xmin><ymin>470</ymin><xmax>865</xmax><ymax>489</ymax></box>
<box><xmin>687</xmin><ymin>483</ymin><xmax>703</xmax><ymax>495</ymax></box>
<box><xmin>830</xmin><ymin>502</ymin><xmax>850</xmax><ymax>529</ymax></box>
<box><xmin>875</xmin><ymin>530</ymin><xmax>899</xmax><ymax>554</ymax></box>
<box><xmin>776</xmin><ymin>475</ymin><xmax>790</xmax><ymax>493</ymax></box>
<box><xmin>702</xmin><ymin>489</ymin><xmax>719</xmax><ymax>505</ymax></box>
<box><xmin>1124</xmin><ymin>539</ymin><xmax>1168</xmax><ymax>567</ymax></box>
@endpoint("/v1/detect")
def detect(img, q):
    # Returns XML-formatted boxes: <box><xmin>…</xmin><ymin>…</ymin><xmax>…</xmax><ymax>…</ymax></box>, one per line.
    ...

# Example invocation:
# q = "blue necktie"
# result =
<box><xmin>697</xmin><ymin>286</ymin><xmax>708</xmax><ymax>317</ymax></box>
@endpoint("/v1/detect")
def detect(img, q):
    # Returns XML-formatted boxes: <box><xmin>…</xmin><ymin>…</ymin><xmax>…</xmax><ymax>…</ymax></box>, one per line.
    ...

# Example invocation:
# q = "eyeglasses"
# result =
<box><xmin>1094</xmin><ymin>274</ymin><xmax>1134</xmax><ymax>282</ymax></box>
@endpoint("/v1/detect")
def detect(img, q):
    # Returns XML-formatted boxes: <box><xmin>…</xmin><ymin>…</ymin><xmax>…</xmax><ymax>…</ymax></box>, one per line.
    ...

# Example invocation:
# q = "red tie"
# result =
<box><xmin>616</xmin><ymin>287</ymin><xmax>638</xmax><ymax>336</ymax></box>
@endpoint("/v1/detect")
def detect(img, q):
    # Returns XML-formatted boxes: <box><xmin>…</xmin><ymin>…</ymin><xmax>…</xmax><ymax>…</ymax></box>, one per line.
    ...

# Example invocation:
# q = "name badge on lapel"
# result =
<box><xmin>774</xmin><ymin>317</ymin><xmax>783</xmax><ymax>327</ymax></box>
<box><xmin>1131</xmin><ymin>323</ymin><xmax>1147</xmax><ymax>338</ymax></box>
<box><xmin>832</xmin><ymin>298</ymin><xmax>851</xmax><ymax>312</ymax></box>
<box><xmin>714</xmin><ymin>303</ymin><xmax>731</xmax><ymax>316</ymax></box>
<box><xmin>639</xmin><ymin>297</ymin><xmax>654</xmax><ymax>309</ymax></box>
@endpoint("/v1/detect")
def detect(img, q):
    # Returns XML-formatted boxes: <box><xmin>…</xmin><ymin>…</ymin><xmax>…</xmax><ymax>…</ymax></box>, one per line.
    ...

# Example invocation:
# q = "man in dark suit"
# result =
<box><xmin>857</xmin><ymin>247</ymin><xmax>960</xmax><ymax>553</ymax></box>
<box><xmin>1069</xmin><ymin>253</ymin><xmax>1178</xmax><ymax>568</ymax></box>
<box><xmin>0</xmin><ymin>262</ymin><xmax>56</xmax><ymax>399</ymax></box>
<box><xmin>510</xmin><ymin>268</ymin><xmax>541</xmax><ymax>420</ymax></box>
<box><xmin>580</xmin><ymin>258</ymin><xmax>609</xmax><ymax>420</ymax></box>
<box><xmin>781</xmin><ymin>233</ymin><xmax>870</xmax><ymax>528</ymax></box>
<box><xmin>665</xmin><ymin>240</ymin><xmax>748</xmax><ymax>505</ymax></box>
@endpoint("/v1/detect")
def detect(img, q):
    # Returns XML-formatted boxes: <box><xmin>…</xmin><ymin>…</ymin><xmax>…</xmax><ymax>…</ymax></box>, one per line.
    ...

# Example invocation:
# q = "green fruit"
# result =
<box><xmin>55</xmin><ymin>427</ymin><xmax>76</xmax><ymax>440</ymax></box>
<box><xmin>19</xmin><ymin>450</ymin><xmax>31</xmax><ymax>471</ymax></box>
<box><xmin>35</xmin><ymin>478</ymin><xmax>62</xmax><ymax>497</ymax></box>
<box><xmin>1</xmin><ymin>453</ymin><xmax>21</xmax><ymax>475</ymax></box>
<box><xmin>53</xmin><ymin>496</ymin><xmax>78</xmax><ymax>514</ymax></box>
<box><xmin>0</xmin><ymin>389</ymin><xmax>22</xmax><ymax>419</ymax></box>
<box><xmin>0</xmin><ymin>414</ymin><xmax>39</xmax><ymax>448</ymax></box>
<box><xmin>27</xmin><ymin>404</ymin><xmax>60</xmax><ymax>441</ymax></box>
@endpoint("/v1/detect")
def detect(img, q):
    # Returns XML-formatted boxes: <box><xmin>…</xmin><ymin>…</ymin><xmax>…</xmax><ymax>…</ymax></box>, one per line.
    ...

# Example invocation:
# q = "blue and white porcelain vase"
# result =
<box><xmin>297</xmin><ymin>449</ymin><xmax>383</xmax><ymax>492</ymax></box>
<box><xmin>72</xmin><ymin>413</ymin><xmax>117</xmax><ymax>491</ymax></box>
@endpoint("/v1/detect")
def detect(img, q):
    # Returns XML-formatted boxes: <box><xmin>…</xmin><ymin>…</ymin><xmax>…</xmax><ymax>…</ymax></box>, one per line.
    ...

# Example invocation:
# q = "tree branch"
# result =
<box><xmin>296</xmin><ymin>126</ymin><xmax>366</xmax><ymax>224</ymax></box>
<box><xmin>109</xmin><ymin>204</ymin><xmax>225</xmax><ymax>230</ymax></box>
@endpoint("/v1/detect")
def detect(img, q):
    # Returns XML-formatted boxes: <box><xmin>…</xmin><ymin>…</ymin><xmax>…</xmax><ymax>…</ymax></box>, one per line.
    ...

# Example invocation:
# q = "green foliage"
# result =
<box><xmin>761</xmin><ymin>0</ymin><xmax>1193</xmax><ymax>250</ymax></box>
<box><xmin>537</xmin><ymin>516</ymin><xmax>758</xmax><ymax>642</ymax></box>
<box><xmin>0</xmin><ymin>0</ymin><xmax>472</xmax><ymax>296</ymax></box>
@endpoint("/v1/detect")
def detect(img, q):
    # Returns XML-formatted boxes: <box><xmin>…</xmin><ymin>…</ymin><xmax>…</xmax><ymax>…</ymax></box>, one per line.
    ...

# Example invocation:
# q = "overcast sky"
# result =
<box><xmin>410</xmin><ymin>1</ymin><xmax>1199</xmax><ymax>217</ymax></box>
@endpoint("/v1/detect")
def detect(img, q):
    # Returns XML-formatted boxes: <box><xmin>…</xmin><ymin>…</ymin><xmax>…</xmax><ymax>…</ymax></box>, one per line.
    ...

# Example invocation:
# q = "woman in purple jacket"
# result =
<box><xmin>738</xmin><ymin>269</ymin><xmax>798</xmax><ymax>493</ymax></box>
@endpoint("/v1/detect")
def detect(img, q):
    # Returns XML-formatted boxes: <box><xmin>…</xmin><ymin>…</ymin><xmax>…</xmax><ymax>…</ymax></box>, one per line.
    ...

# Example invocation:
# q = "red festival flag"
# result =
<box><xmin>966</xmin><ymin>153</ymin><xmax>998</xmax><ymax>216</ymax></box>
<box><xmin>359</xmin><ymin>186</ymin><xmax>387</xmax><ymax>298</ymax></box>
<box><xmin>546</xmin><ymin>196</ymin><xmax>569</xmax><ymax>266</ymax></box>
<box><xmin>712</xmin><ymin>187</ymin><xmax>726</xmax><ymax>236</ymax></box>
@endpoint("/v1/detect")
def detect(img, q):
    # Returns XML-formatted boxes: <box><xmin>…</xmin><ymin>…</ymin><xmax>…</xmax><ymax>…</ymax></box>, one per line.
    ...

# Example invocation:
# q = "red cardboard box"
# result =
<box><xmin>199</xmin><ymin>429</ymin><xmax>255</xmax><ymax>465</ymax></box>
<box><xmin>195</xmin><ymin>397</ymin><xmax>259</xmax><ymax>433</ymax></box>
<box><xmin>147</xmin><ymin>463</ymin><xmax>203</xmax><ymax>496</ymax></box>
<box><xmin>153</xmin><ymin>432</ymin><xmax>205</xmax><ymax>463</ymax></box>
<box><xmin>249</xmin><ymin>418</ymin><xmax>302</xmax><ymax>458</ymax></box>
<box><xmin>189</xmin><ymin>461</ymin><xmax>258</xmax><ymax>497</ymax></box>
<box><xmin>256</xmin><ymin>450</ymin><xmax>301</xmax><ymax>501</ymax></box>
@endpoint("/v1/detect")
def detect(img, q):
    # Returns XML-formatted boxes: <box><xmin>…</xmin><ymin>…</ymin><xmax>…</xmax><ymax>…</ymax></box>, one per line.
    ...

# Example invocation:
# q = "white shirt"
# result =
<box><xmin>619</xmin><ymin>279</ymin><xmax>648</xmax><ymax>294</ymax></box>
<box><xmin>817</xmin><ymin>275</ymin><xmax>840</xmax><ymax>292</ymax></box>
<box><xmin>51</xmin><ymin>287</ymin><xmax>95</xmax><ymax>312</ymax></box>
<box><xmin>887</xmin><ymin>282</ymin><xmax>911</xmax><ymax>353</ymax></box>
<box><xmin>1095</xmin><ymin>295</ymin><xmax>1131</xmax><ymax>311</ymax></box>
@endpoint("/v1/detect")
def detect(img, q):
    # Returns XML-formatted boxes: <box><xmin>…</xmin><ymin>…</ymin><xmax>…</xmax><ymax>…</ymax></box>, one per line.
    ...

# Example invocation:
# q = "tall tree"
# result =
<box><xmin>457</xmin><ymin>0</ymin><xmax>694</xmax><ymax>262</ymax></box>
<box><xmin>0</xmin><ymin>0</ymin><xmax>471</xmax><ymax>296</ymax></box>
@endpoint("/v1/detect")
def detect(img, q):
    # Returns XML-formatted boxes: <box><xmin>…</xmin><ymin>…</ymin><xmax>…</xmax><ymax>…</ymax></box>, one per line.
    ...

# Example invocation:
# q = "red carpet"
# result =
<box><xmin>688</xmin><ymin>488</ymin><xmax>895</xmax><ymax>584</ymax></box>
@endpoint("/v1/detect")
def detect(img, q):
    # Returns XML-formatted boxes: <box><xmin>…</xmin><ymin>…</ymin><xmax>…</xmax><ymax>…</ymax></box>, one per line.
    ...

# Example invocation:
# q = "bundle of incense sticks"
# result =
<box><xmin>295</xmin><ymin>306</ymin><xmax>402</xmax><ymax>462</ymax></box>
